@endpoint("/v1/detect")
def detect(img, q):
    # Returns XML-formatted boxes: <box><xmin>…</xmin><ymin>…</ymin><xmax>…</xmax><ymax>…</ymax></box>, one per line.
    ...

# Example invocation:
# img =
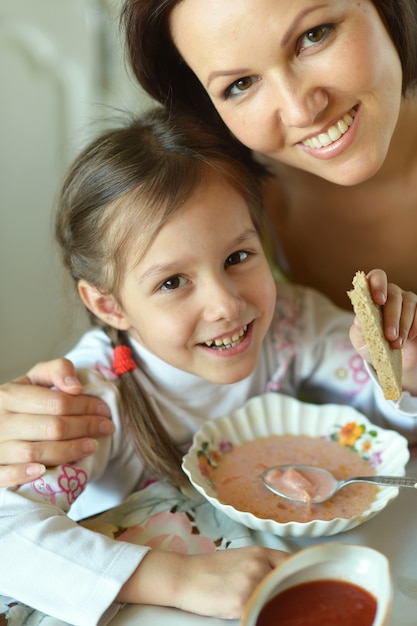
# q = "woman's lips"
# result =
<box><xmin>301</xmin><ymin>107</ymin><xmax>357</xmax><ymax>149</ymax></box>
<box><xmin>296</xmin><ymin>106</ymin><xmax>360</xmax><ymax>161</ymax></box>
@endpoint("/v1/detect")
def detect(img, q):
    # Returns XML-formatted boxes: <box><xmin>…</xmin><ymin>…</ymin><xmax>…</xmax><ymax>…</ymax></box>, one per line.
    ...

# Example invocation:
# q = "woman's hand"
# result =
<box><xmin>118</xmin><ymin>546</ymin><xmax>289</xmax><ymax>619</ymax></box>
<box><xmin>0</xmin><ymin>358</ymin><xmax>113</xmax><ymax>487</ymax></box>
<box><xmin>350</xmin><ymin>269</ymin><xmax>417</xmax><ymax>394</ymax></box>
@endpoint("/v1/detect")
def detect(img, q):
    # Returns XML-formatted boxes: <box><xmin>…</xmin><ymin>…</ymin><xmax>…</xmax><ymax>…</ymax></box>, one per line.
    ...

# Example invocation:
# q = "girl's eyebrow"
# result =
<box><xmin>138</xmin><ymin>228</ymin><xmax>259</xmax><ymax>284</ymax></box>
<box><xmin>138</xmin><ymin>261</ymin><xmax>182</xmax><ymax>284</ymax></box>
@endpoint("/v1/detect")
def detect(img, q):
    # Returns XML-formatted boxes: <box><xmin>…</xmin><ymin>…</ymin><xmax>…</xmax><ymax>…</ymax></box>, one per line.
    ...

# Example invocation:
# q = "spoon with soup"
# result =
<box><xmin>261</xmin><ymin>465</ymin><xmax>417</xmax><ymax>504</ymax></box>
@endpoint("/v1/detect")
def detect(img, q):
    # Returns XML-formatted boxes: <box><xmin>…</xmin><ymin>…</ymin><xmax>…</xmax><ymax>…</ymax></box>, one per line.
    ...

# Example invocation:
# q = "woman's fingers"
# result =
<box><xmin>0</xmin><ymin>463</ymin><xmax>46</xmax><ymax>488</ymax></box>
<box><xmin>383</xmin><ymin>285</ymin><xmax>417</xmax><ymax>347</ymax></box>
<box><xmin>0</xmin><ymin>380</ymin><xmax>110</xmax><ymax>419</ymax></box>
<box><xmin>0</xmin><ymin>436</ymin><xmax>99</xmax><ymax>466</ymax></box>
<box><xmin>366</xmin><ymin>269</ymin><xmax>388</xmax><ymax>306</ymax></box>
<box><xmin>0</xmin><ymin>358</ymin><xmax>114</xmax><ymax>486</ymax></box>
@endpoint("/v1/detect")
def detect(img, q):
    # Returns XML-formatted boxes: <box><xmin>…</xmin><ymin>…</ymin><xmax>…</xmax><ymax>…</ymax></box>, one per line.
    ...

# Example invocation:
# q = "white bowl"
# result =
<box><xmin>241</xmin><ymin>543</ymin><xmax>392</xmax><ymax>626</ymax></box>
<box><xmin>182</xmin><ymin>393</ymin><xmax>409</xmax><ymax>537</ymax></box>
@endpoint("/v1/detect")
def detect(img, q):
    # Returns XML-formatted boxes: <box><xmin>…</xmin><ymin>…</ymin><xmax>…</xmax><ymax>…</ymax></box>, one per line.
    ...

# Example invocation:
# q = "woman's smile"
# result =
<box><xmin>301</xmin><ymin>107</ymin><xmax>357</xmax><ymax>149</ymax></box>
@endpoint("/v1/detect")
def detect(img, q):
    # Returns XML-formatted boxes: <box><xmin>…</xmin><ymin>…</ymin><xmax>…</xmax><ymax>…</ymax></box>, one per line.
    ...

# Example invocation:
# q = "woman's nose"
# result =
<box><xmin>272</xmin><ymin>72</ymin><xmax>329</xmax><ymax>128</ymax></box>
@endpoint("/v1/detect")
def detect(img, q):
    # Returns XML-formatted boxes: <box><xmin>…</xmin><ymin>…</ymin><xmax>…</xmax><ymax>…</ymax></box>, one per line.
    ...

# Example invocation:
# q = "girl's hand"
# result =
<box><xmin>118</xmin><ymin>546</ymin><xmax>289</xmax><ymax>619</ymax></box>
<box><xmin>350</xmin><ymin>270</ymin><xmax>417</xmax><ymax>394</ymax></box>
<box><xmin>0</xmin><ymin>358</ymin><xmax>113</xmax><ymax>487</ymax></box>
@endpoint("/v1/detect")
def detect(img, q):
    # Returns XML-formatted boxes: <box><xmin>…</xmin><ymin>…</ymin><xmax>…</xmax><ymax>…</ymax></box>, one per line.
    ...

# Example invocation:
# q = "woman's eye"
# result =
<box><xmin>159</xmin><ymin>275</ymin><xmax>186</xmax><ymax>291</ymax></box>
<box><xmin>226</xmin><ymin>250</ymin><xmax>249</xmax><ymax>267</ymax></box>
<box><xmin>299</xmin><ymin>24</ymin><xmax>331</xmax><ymax>51</ymax></box>
<box><xmin>225</xmin><ymin>76</ymin><xmax>257</xmax><ymax>98</ymax></box>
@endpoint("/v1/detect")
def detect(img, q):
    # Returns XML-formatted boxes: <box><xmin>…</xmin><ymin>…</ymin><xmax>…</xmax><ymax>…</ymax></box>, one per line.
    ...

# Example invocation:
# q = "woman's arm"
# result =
<box><xmin>0</xmin><ymin>358</ymin><xmax>113</xmax><ymax>487</ymax></box>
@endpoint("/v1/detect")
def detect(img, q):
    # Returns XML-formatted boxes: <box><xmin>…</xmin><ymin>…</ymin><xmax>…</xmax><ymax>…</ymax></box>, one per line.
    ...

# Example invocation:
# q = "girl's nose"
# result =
<box><xmin>202</xmin><ymin>279</ymin><xmax>244</xmax><ymax>323</ymax></box>
<box><xmin>272</xmin><ymin>72</ymin><xmax>329</xmax><ymax>128</ymax></box>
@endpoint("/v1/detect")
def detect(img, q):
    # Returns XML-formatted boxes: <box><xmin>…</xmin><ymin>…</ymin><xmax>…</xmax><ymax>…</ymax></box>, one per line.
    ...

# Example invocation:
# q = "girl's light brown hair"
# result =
<box><xmin>56</xmin><ymin>107</ymin><xmax>267</xmax><ymax>486</ymax></box>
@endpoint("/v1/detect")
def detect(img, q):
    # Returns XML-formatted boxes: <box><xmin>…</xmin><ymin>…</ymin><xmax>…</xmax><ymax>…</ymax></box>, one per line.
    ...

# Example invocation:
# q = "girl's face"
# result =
<box><xmin>117</xmin><ymin>175</ymin><xmax>276</xmax><ymax>384</ymax></box>
<box><xmin>170</xmin><ymin>0</ymin><xmax>403</xmax><ymax>186</ymax></box>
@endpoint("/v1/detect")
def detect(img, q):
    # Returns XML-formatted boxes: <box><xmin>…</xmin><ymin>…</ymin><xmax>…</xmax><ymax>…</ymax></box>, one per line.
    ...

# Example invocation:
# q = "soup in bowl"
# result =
<box><xmin>241</xmin><ymin>543</ymin><xmax>391</xmax><ymax>626</ymax></box>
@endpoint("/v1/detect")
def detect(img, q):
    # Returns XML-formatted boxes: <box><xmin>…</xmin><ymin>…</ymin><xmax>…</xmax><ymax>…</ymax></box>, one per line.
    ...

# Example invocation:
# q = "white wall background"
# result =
<box><xmin>0</xmin><ymin>0</ymin><xmax>152</xmax><ymax>382</ymax></box>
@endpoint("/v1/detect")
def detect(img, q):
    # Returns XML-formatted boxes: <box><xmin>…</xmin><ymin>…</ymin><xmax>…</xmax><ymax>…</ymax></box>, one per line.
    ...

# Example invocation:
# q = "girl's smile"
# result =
<box><xmin>115</xmin><ymin>175</ymin><xmax>276</xmax><ymax>384</ymax></box>
<box><xmin>202</xmin><ymin>323</ymin><xmax>248</xmax><ymax>350</ymax></box>
<box><xmin>171</xmin><ymin>0</ymin><xmax>403</xmax><ymax>185</ymax></box>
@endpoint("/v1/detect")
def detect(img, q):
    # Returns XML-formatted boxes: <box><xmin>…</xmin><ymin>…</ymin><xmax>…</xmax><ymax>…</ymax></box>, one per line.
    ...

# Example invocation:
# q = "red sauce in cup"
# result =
<box><xmin>256</xmin><ymin>579</ymin><xmax>377</xmax><ymax>626</ymax></box>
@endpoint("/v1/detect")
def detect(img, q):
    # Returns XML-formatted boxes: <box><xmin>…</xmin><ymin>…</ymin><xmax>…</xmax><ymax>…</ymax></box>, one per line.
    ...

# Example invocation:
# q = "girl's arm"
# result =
<box><xmin>1</xmin><ymin>367</ymin><xmax>289</xmax><ymax>623</ymax></box>
<box><xmin>117</xmin><ymin>546</ymin><xmax>288</xmax><ymax>620</ymax></box>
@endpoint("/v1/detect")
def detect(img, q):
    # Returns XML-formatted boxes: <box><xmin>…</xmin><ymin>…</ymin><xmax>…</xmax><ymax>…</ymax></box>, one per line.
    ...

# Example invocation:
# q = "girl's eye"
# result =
<box><xmin>299</xmin><ymin>24</ymin><xmax>332</xmax><ymax>51</ymax></box>
<box><xmin>159</xmin><ymin>275</ymin><xmax>187</xmax><ymax>291</ymax></box>
<box><xmin>225</xmin><ymin>250</ymin><xmax>249</xmax><ymax>267</ymax></box>
<box><xmin>225</xmin><ymin>76</ymin><xmax>257</xmax><ymax>99</ymax></box>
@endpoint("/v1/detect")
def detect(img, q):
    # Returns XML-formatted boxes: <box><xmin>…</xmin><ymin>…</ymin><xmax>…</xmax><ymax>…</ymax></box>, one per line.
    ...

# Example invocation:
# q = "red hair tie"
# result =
<box><xmin>112</xmin><ymin>345</ymin><xmax>136</xmax><ymax>377</ymax></box>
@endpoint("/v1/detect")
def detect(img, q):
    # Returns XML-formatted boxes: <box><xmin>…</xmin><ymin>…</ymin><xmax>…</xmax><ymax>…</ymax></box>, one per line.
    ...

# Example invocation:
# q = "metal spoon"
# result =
<box><xmin>261</xmin><ymin>464</ymin><xmax>417</xmax><ymax>504</ymax></box>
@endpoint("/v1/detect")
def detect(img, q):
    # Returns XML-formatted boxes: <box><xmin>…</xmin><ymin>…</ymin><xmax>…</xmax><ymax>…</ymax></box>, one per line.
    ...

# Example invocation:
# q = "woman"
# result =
<box><xmin>121</xmin><ymin>0</ymin><xmax>417</xmax><ymax>307</ymax></box>
<box><xmin>1</xmin><ymin>0</ymin><xmax>417</xmax><ymax>486</ymax></box>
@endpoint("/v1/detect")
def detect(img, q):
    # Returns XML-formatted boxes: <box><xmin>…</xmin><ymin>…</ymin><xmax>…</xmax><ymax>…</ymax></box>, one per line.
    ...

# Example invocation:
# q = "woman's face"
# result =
<box><xmin>170</xmin><ymin>0</ymin><xmax>403</xmax><ymax>185</ymax></box>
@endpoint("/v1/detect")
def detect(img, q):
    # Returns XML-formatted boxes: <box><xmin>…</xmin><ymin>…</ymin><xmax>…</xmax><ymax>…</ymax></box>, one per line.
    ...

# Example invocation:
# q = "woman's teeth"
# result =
<box><xmin>302</xmin><ymin>108</ymin><xmax>356</xmax><ymax>149</ymax></box>
<box><xmin>204</xmin><ymin>325</ymin><xmax>248</xmax><ymax>350</ymax></box>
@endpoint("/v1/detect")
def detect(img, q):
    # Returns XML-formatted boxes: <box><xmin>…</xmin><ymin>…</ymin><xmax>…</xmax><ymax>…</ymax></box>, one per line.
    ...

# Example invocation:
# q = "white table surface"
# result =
<box><xmin>110</xmin><ymin>445</ymin><xmax>417</xmax><ymax>626</ymax></box>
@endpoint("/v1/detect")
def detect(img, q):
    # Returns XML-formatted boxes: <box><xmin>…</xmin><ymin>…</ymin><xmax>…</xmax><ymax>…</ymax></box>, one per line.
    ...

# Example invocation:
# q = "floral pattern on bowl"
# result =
<box><xmin>328</xmin><ymin>421</ymin><xmax>383</xmax><ymax>468</ymax></box>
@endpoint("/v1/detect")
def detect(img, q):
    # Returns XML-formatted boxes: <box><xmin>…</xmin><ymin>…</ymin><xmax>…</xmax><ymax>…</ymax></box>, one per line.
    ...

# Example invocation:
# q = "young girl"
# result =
<box><xmin>2</xmin><ymin>107</ymin><xmax>417</xmax><ymax>626</ymax></box>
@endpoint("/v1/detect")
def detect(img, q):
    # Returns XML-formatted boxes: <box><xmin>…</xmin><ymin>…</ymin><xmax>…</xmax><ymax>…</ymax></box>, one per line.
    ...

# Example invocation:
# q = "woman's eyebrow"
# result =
<box><xmin>207</xmin><ymin>68</ymin><xmax>250</xmax><ymax>89</ymax></box>
<box><xmin>206</xmin><ymin>5</ymin><xmax>327</xmax><ymax>88</ymax></box>
<box><xmin>281</xmin><ymin>5</ymin><xmax>327</xmax><ymax>47</ymax></box>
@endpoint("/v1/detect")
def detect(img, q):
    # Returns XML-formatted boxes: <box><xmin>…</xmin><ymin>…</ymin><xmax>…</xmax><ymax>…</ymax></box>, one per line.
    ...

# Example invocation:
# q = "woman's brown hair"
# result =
<box><xmin>56</xmin><ymin>107</ymin><xmax>266</xmax><ymax>486</ymax></box>
<box><xmin>121</xmin><ymin>0</ymin><xmax>417</xmax><ymax>130</ymax></box>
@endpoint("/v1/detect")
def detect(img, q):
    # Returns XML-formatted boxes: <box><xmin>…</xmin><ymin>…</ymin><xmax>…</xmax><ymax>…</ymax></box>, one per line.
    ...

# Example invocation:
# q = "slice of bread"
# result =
<box><xmin>347</xmin><ymin>271</ymin><xmax>402</xmax><ymax>400</ymax></box>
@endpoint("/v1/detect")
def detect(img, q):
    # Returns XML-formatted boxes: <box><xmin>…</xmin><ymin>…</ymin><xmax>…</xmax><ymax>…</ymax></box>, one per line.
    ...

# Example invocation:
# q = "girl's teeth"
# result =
<box><xmin>205</xmin><ymin>325</ymin><xmax>248</xmax><ymax>349</ymax></box>
<box><xmin>303</xmin><ymin>108</ymin><xmax>356</xmax><ymax>149</ymax></box>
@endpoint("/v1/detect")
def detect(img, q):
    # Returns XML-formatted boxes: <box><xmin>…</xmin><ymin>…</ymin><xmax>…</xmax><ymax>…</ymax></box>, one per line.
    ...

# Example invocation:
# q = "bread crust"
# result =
<box><xmin>347</xmin><ymin>271</ymin><xmax>402</xmax><ymax>400</ymax></box>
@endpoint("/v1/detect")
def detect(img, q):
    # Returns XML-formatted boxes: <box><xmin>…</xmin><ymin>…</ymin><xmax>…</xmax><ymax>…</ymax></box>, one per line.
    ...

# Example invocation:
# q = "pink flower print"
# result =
<box><xmin>335</xmin><ymin>337</ymin><xmax>355</xmax><ymax>352</ymax></box>
<box><xmin>57</xmin><ymin>464</ymin><xmax>88</xmax><ymax>505</ymax></box>
<box><xmin>118</xmin><ymin>511</ymin><xmax>216</xmax><ymax>555</ymax></box>
<box><xmin>348</xmin><ymin>353</ymin><xmax>370</xmax><ymax>387</ymax></box>
<box><xmin>368</xmin><ymin>449</ymin><xmax>383</xmax><ymax>469</ymax></box>
<box><xmin>31</xmin><ymin>477</ymin><xmax>60</xmax><ymax>505</ymax></box>
<box><xmin>266</xmin><ymin>380</ymin><xmax>281</xmax><ymax>393</ymax></box>
<box><xmin>218</xmin><ymin>438</ymin><xmax>233</xmax><ymax>454</ymax></box>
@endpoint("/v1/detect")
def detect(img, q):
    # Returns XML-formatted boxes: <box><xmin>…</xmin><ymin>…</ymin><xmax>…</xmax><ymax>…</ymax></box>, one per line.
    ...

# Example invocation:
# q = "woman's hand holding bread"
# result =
<box><xmin>349</xmin><ymin>269</ymin><xmax>417</xmax><ymax>398</ymax></box>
